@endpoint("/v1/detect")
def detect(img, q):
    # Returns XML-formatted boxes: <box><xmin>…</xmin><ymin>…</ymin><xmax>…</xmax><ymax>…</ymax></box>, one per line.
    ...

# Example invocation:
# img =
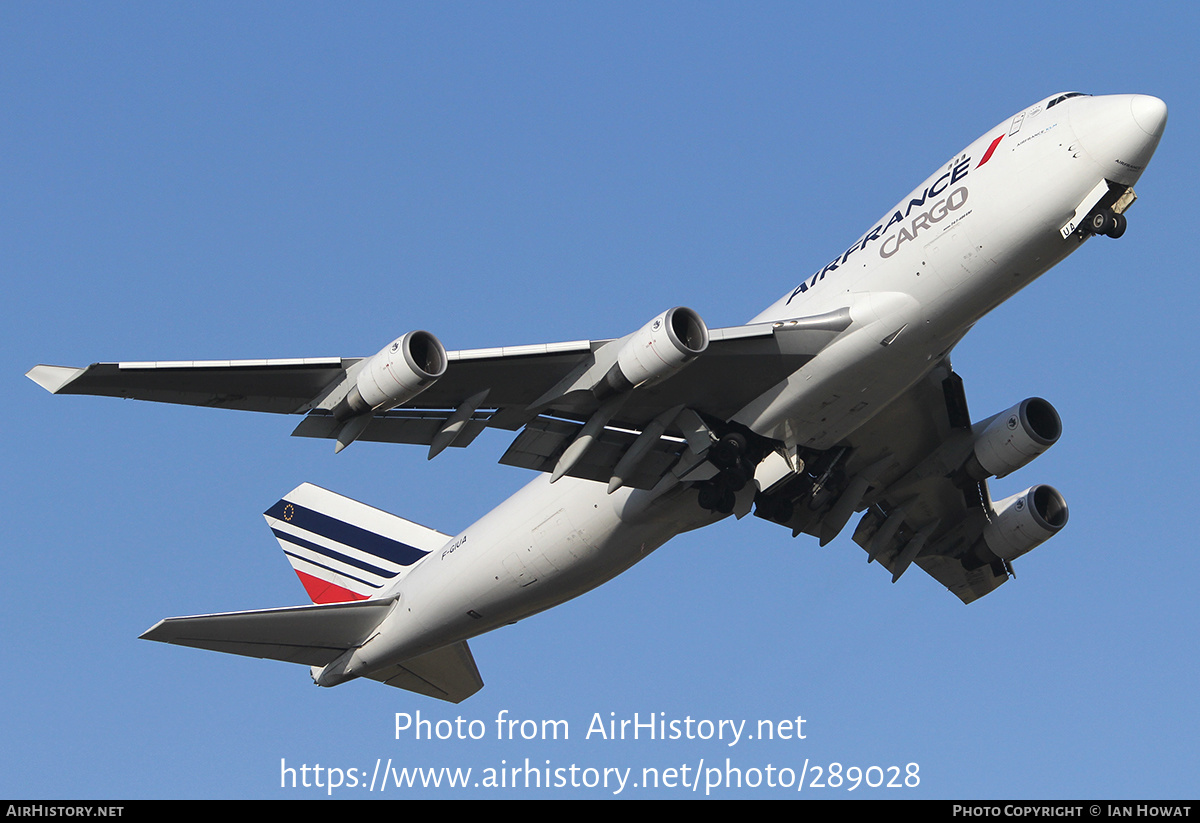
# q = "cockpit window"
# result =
<box><xmin>1047</xmin><ymin>92</ymin><xmax>1089</xmax><ymax>109</ymax></box>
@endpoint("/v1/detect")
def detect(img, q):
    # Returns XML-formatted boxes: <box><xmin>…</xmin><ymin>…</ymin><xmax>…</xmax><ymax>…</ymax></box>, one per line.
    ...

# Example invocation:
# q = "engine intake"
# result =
<box><xmin>602</xmin><ymin>306</ymin><xmax>709</xmax><ymax>395</ymax></box>
<box><xmin>337</xmin><ymin>330</ymin><xmax>447</xmax><ymax>418</ymax></box>
<box><xmin>965</xmin><ymin>397</ymin><xmax>1062</xmax><ymax>480</ymax></box>
<box><xmin>982</xmin><ymin>484</ymin><xmax>1069</xmax><ymax>562</ymax></box>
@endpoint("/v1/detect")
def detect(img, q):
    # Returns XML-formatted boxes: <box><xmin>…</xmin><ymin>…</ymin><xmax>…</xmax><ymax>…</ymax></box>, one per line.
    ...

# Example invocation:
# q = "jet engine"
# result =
<box><xmin>964</xmin><ymin>398</ymin><xmax>1062</xmax><ymax>480</ymax></box>
<box><xmin>601</xmin><ymin>306</ymin><xmax>709</xmax><ymax>395</ymax></box>
<box><xmin>982</xmin><ymin>484</ymin><xmax>1069</xmax><ymax>561</ymax></box>
<box><xmin>335</xmin><ymin>330</ymin><xmax>448</xmax><ymax>419</ymax></box>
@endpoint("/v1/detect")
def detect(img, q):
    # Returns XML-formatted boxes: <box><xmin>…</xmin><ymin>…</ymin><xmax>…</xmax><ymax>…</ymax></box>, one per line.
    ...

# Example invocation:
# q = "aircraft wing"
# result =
<box><xmin>28</xmin><ymin>310</ymin><xmax>851</xmax><ymax>489</ymax></box>
<box><xmin>753</xmin><ymin>361</ymin><xmax>1067</xmax><ymax>604</ymax></box>
<box><xmin>841</xmin><ymin>364</ymin><xmax>1005</xmax><ymax>603</ymax></box>
<box><xmin>26</xmin><ymin>359</ymin><xmax>354</xmax><ymax>414</ymax></box>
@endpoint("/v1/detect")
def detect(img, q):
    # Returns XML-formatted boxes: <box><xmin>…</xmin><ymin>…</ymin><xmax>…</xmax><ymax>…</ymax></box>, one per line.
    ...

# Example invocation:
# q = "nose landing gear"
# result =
<box><xmin>1086</xmin><ymin>207</ymin><xmax>1127</xmax><ymax>238</ymax></box>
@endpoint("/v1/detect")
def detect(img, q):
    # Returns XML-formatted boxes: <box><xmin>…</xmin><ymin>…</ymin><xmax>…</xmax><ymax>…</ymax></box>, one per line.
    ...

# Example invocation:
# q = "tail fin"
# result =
<box><xmin>264</xmin><ymin>483</ymin><xmax>452</xmax><ymax>604</ymax></box>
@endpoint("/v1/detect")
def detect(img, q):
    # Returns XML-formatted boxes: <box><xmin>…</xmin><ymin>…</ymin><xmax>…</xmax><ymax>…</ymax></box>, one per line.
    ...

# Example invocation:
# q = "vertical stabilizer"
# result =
<box><xmin>264</xmin><ymin>483</ymin><xmax>451</xmax><ymax>603</ymax></box>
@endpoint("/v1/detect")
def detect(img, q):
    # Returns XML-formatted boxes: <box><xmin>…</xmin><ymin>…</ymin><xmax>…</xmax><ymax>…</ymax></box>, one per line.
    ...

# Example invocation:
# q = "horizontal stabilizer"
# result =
<box><xmin>140</xmin><ymin>599</ymin><xmax>396</xmax><ymax>666</ymax></box>
<box><xmin>366</xmin><ymin>641</ymin><xmax>484</xmax><ymax>704</ymax></box>
<box><xmin>143</xmin><ymin>600</ymin><xmax>485</xmax><ymax>703</ymax></box>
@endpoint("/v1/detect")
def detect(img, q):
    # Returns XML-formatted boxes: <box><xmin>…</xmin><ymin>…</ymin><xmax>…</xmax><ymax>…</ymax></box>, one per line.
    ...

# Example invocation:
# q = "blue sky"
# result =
<box><xmin>4</xmin><ymin>3</ymin><xmax>1198</xmax><ymax>798</ymax></box>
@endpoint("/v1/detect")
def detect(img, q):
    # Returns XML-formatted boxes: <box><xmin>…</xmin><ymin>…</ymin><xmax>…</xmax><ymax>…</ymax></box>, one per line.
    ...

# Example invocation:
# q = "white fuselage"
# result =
<box><xmin>323</xmin><ymin>93</ymin><xmax>1167</xmax><ymax>686</ymax></box>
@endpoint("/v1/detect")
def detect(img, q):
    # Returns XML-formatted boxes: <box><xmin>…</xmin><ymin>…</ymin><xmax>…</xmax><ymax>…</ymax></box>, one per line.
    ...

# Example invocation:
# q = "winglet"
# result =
<box><xmin>25</xmin><ymin>365</ymin><xmax>85</xmax><ymax>394</ymax></box>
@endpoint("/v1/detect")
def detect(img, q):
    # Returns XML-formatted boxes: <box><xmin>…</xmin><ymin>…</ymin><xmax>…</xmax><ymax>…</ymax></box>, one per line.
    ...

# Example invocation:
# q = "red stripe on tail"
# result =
<box><xmin>296</xmin><ymin>570</ymin><xmax>369</xmax><ymax>604</ymax></box>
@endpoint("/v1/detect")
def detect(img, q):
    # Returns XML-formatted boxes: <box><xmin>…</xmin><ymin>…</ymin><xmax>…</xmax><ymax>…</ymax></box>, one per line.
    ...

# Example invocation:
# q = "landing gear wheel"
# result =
<box><xmin>772</xmin><ymin>498</ymin><xmax>794</xmax><ymax>524</ymax></box>
<box><xmin>698</xmin><ymin>475</ymin><xmax>739</xmax><ymax>514</ymax></box>
<box><xmin>1087</xmin><ymin>209</ymin><xmax>1116</xmax><ymax>236</ymax></box>
<box><xmin>715</xmin><ymin>487</ymin><xmax>736</xmax><ymax>515</ymax></box>
<box><xmin>711</xmin><ymin>432</ymin><xmax>748</xmax><ymax>470</ymax></box>
<box><xmin>698</xmin><ymin>482</ymin><xmax>722</xmax><ymax>511</ymax></box>
<box><xmin>723</xmin><ymin>461</ymin><xmax>750</xmax><ymax>492</ymax></box>
<box><xmin>1107</xmin><ymin>212</ymin><xmax>1127</xmax><ymax>239</ymax></box>
<box><xmin>756</xmin><ymin>495</ymin><xmax>794</xmax><ymax>524</ymax></box>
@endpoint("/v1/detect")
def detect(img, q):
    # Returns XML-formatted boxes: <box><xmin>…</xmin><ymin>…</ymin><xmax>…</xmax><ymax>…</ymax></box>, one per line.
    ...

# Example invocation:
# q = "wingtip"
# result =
<box><xmin>26</xmin><ymin>364</ymin><xmax>84</xmax><ymax>394</ymax></box>
<box><xmin>139</xmin><ymin>619</ymin><xmax>168</xmax><ymax>641</ymax></box>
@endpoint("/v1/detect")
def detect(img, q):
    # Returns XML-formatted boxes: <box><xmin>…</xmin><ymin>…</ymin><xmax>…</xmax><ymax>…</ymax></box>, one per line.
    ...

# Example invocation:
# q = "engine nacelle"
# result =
<box><xmin>965</xmin><ymin>397</ymin><xmax>1062</xmax><ymax>480</ymax></box>
<box><xmin>337</xmin><ymin>330</ymin><xmax>447</xmax><ymax>418</ymax></box>
<box><xmin>602</xmin><ymin>306</ymin><xmax>709</xmax><ymax>394</ymax></box>
<box><xmin>982</xmin><ymin>484</ymin><xmax>1069</xmax><ymax>562</ymax></box>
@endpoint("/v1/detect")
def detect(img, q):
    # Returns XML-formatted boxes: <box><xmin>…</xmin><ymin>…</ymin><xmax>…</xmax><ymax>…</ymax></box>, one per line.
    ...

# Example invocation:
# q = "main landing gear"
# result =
<box><xmin>697</xmin><ymin>432</ymin><xmax>756</xmax><ymax>515</ymax></box>
<box><xmin>1086</xmin><ymin>207</ymin><xmax>1127</xmax><ymax>239</ymax></box>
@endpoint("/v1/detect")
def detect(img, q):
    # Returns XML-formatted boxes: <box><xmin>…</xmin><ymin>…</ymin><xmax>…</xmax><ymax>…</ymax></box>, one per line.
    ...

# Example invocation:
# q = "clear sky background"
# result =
<box><xmin>4</xmin><ymin>3</ymin><xmax>1197</xmax><ymax>799</ymax></box>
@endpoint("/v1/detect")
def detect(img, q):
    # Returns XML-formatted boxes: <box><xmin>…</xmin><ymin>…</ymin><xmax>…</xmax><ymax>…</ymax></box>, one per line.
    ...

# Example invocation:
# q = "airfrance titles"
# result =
<box><xmin>787</xmin><ymin>155</ymin><xmax>973</xmax><ymax>303</ymax></box>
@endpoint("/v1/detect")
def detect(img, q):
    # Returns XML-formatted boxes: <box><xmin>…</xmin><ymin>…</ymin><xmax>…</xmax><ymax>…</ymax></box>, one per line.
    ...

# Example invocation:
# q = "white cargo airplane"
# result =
<box><xmin>28</xmin><ymin>92</ymin><xmax>1167</xmax><ymax>703</ymax></box>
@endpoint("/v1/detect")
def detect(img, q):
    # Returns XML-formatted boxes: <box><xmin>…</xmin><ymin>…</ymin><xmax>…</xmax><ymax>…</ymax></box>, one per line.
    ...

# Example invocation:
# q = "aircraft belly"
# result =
<box><xmin>734</xmin><ymin>295</ymin><xmax>934</xmax><ymax>450</ymax></box>
<box><xmin>345</xmin><ymin>475</ymin><xmax>699</xmax><ymax>680</ymax></box>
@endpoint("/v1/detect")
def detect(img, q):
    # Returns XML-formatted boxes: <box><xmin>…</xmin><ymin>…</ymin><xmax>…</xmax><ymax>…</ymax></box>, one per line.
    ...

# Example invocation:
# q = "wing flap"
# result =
<box><xmin>851</xmin><ymin>504</ymin><xmax>1005</xmax><ymax>604</ymax></box>
<box><xmin>290</xmin><ymin>408</ymin><xmax>491</xmax><ymax>449</ymax></box>
<box><xmin>916</xmin><ymin>553</ymin><xmax>1008</xmax><ymax>604</ymax></box>
<box><xmin>498</xmin><ymin>416</ymin><xmax>683</xmax><ymax>489</ymax></box>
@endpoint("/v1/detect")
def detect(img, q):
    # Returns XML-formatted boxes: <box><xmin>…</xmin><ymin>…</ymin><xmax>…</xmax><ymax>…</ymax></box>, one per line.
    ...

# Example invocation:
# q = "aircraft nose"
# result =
<box><xmin>1130</xmin><ymin>94</ymin><xmax>1168</xmax><ymax>138</ymax></box>
<box><xmin>1069</xmin><ymin>94</ymin><xmax>1167</xmax><ymax>185</ymax></box>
